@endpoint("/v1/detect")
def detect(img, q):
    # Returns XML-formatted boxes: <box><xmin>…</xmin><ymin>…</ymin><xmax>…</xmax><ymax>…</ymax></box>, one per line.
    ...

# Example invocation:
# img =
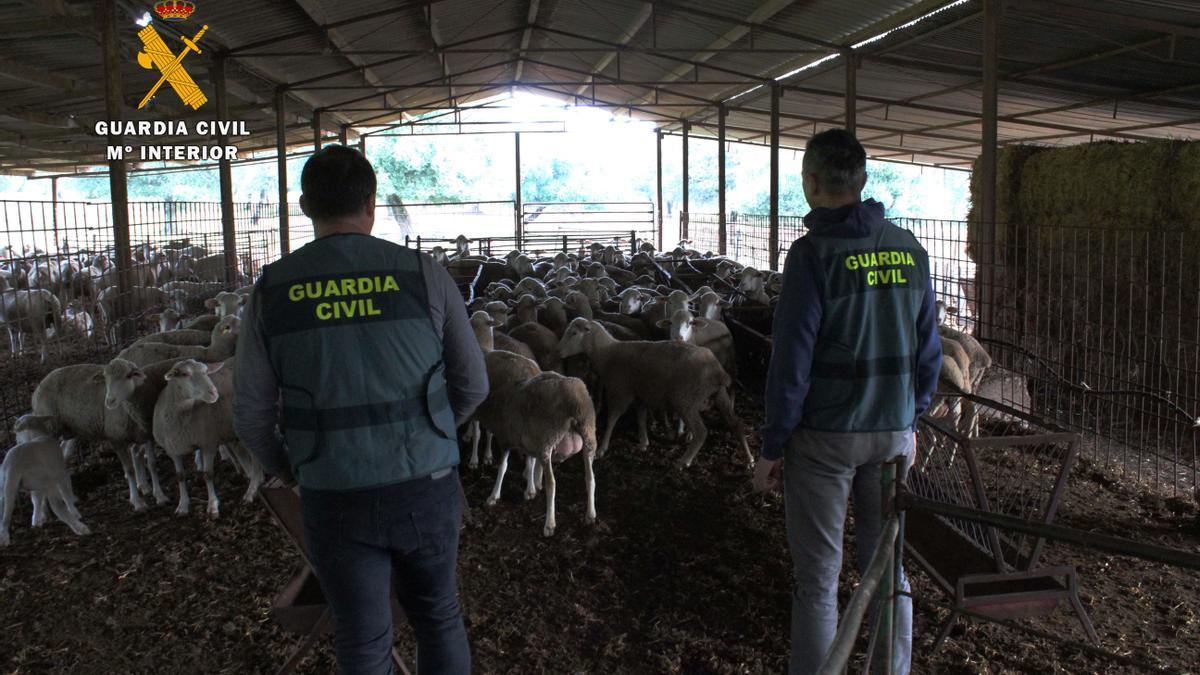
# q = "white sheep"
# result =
<box><xmin>1</xmin><ymin>415</ymin><xmax>89</xmax><ymax>547</ymax></box>
<box><xmin>31</xmin><ymin>364</ymin><xmax>150</xmax><ymax>511</ymax></box>
<box><xmin>557</xmin><ymin>318</ymin><xmax>753</xmax><ymax>467</ymax></box>
<box><xmin>0</xmin><ymin>287</ymin><xmax>61</xmax><ymax>361</ymax></box>
<box><xmin>96</xmin><ymin>285</ymin><xmax>172</xmax><ymax>344</ymax></box>
<box><xmin>661</xmin><ymin>308</ymin><xmax>737</xmax><ymax>383</ymax></box>
<box><xmin>204</xmin><ymin>290</ymin><xmax>245</xmax><ymax>318</ymax></box>
<box><xmin>152</xmin><ymin>359</ymin><xmax>237</xmax><ymax>517</ymax></box>
<box><xmin>116</xmin><ymin>315</ymin><xmax>239</xmax><ymax>367</ymax></box>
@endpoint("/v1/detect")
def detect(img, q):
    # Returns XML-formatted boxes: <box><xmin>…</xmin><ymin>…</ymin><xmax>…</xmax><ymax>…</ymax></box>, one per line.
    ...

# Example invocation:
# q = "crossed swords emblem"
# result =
<box><xmin>136</xmin><ymin>24</ymin><xmax>209</xmax><ymax>110</ymax></box>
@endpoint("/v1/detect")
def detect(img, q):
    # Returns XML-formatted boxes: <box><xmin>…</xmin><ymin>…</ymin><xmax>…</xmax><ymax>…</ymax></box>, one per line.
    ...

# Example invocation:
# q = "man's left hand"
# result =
<box><xmin>752</xmin><ymin>457</ymin><xmax>784</xmax><ymax>494</ymax></box>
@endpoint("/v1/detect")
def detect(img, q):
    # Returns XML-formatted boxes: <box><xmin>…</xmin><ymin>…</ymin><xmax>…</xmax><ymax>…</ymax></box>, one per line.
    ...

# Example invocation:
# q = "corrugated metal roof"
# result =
<box><xmin>3</xmin><ymin>0</ymin><xmax>1200</xmax><ymax>173</ymax></box>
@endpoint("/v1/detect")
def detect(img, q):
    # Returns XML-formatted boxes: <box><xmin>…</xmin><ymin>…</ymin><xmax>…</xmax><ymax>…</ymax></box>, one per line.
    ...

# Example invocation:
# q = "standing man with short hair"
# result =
<box><xmin>753</xmin><ymin>129</ymin><xmax>941</xmax><ymax>674</ymax></box>
<box><xmin>234</xmin><ymin>145</ymin><xmax>488</xmax><ymax>675</ymax></box>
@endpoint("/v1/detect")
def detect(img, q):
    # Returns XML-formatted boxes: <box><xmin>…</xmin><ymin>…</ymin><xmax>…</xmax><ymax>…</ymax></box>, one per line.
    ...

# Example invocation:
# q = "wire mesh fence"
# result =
<box><xmin>683</xmin><ymin>210</ymin><xmax>1200</xmax><ymax>495</ymax></box>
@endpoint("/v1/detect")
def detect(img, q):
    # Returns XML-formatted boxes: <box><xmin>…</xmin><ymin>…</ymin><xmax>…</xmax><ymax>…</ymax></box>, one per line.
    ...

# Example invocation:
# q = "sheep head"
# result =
<box><xmin>103</xmin><ymin>358</ymin><xmax>147</xmax><ymax>410</ymax></box>
<box><xmin>164</xmin><ymin>359</ymin><xmax>220</xmax><ymax>405</ymax></box>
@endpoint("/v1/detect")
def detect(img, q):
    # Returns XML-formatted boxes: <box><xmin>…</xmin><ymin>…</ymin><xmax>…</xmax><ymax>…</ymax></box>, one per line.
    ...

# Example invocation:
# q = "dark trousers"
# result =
<box><xmin>300</xmin><ymin>470</ymin><xmax>470</xmax><ymax>675</ymax></box>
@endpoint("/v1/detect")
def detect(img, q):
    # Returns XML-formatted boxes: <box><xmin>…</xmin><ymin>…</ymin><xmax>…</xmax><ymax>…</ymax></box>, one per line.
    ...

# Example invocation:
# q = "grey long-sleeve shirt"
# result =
<box><xmin>232</xmin><ymin>251</ymin><xmax>489</xmax><ymax>479</ymax></box>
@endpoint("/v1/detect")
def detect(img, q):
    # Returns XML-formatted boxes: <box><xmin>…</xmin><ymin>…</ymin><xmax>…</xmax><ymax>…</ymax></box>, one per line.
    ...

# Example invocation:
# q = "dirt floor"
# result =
<box><xmin>1</xmin><ymin>398</ymin><xmax>1198</xmax><ymax>674</ymax></box>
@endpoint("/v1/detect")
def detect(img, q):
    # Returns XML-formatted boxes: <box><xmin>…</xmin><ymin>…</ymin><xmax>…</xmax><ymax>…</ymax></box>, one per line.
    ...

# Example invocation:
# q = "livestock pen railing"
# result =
<box><xmin>521</xmin><ymin>201</ymin><xmax>655</xmax><ymax>242</ymax></box>
<box><xmin>0</xmin><ymin>199</ymin><xmax>288</xmax><ymax>439</ymax></box>
<box><xmin>684</xmin><ymin>211</ymin><xmax>1200</xmax><ymax>497</ymax></box>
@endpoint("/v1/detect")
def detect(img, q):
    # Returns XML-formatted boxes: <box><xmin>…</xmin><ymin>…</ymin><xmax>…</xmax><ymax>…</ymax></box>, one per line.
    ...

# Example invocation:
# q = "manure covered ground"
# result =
<box><xmin>1</xmin><ymin>397</ymin><xmax>1198</xmax><ymax>674</ymax></box>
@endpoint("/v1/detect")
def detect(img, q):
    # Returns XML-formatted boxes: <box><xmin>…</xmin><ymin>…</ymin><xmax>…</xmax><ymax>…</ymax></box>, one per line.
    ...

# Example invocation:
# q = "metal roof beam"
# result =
<box><xmin>686</xmin><ymin>118</ymin><xmax>978</xmax><ymax>163</ymax></box>
<box><xmin>571</xmin><ymin>3</ymin><xmax>653</xmax><ymax>96</ymax></box>
<box><xmin>643</xmin><ymin>0</ymin><xmax>838</xmax><ymax>51</ymax></box>
<box><xmin>0</xmin><ymin>56</ymin><xmax>99</xmax><ymax>95</ymax></box>
<box><xmin>227</xmin><ymin>0</ymin><xmax>455</xmax><ymax>55</ymax></box>
<box><xmin>288</xmin><ymin>0</ymin><xmax>409</xmax><ymax>110</ymax></box>
<box><xmin>322</xmin><ymin>59</ymin><xmax>518</xmax><ymax>112</ymax></box>
<box><xmin>417</xmin><ymin>2</ymin><xmax>456</xmax><ymax>103</ymax></box>
<box><xmin>521</xmin><ymin>58</ymin><xmax>723</xmax><ymax>104</ymax></box>
<box><xmin>1006</xmin><ymin>0</ymin><xmax>1200</xmax><ymax>41</ymax></box>
<box><xmin>630</xmin><ymin>0</ymin><xmax>798</xmax><ymax>105</ymax></box>
<box><xmin>514</xmin><ymin>0</ymin><xmax>542</xmax><ymax>81</ymax></box>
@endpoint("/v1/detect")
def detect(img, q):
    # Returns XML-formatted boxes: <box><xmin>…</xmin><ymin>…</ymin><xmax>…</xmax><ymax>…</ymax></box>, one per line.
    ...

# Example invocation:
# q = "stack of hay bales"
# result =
<box><xmin>967</xmin><ymin>140</ymin><xmax>1199</xmax><ymax>418</ymax></box>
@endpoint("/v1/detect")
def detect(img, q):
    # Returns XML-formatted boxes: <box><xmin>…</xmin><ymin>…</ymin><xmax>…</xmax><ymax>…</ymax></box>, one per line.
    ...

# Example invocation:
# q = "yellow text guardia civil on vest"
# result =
<box><xmin>288</xmin><ymin>275</ymin><xmax>401</xmax><ymax>320</ymax></box>
<box><xmin>844</xmin><ymin>250</ymin><xmax>916</xmax><ymax>286</ymax></box>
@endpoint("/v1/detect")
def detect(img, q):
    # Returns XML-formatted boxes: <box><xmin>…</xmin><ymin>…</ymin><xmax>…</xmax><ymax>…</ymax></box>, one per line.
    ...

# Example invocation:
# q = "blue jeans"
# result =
<box><xmin>301</xmin><ymin>470</ymin><xmax>470</xmax><ymax>675</ymax></box>
<box><xmin>784</xmin><ymin>429</ymin><xmax>913</xmax><ymax>675</ymax></box>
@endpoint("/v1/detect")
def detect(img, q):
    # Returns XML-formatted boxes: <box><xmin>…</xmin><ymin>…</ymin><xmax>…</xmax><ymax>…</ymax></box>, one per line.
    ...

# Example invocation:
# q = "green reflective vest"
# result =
<box><xmin>802</xmin><ymin>221</ymin><xmax>931</xmax><ymax>432</ymax></box>
<box><xmin>258</xmin><ymin>234</ymin><xmax>459</xmax><ymax>491</ymax></box>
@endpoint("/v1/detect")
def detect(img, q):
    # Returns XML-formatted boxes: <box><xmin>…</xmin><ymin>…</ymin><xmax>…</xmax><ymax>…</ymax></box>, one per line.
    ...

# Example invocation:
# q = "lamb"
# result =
<box><xmin>116</xmin><ymin>315</ymin><xmax>239</xmax><ymax>367</ymax></box>
<box><xmin>60</xmin><ymin>301</ymin><xmax>96</xmax><ymax>340</ymax></box>
<box><xmin>152</xmin><ymin>359</ymin><xmax>242</xmax><ymax>517</ymax></box>
<box><xmin>481</xmin><ymin>371</ymin><xmax>597</xmax><ymax>537</ymax></box>
<box><xmin>1</xmin><ymin>415</ymin><xmax>89</xmax><ymax>547</ymax></box>
<box><xmin>557</xmin><ymin>318</ymin><xmax>753</xmax><ymax>467</ymax></box>
<box><xmin>31</xmin><ymin>364</ymin><xmax>152</xmax><ymax>511</ymax></box>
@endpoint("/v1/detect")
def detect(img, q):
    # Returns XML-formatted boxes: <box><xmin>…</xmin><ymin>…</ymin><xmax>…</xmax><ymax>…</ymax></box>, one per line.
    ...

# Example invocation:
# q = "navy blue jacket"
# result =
<box><xmin>760</xmin><ymin>199</ymin><xmax>941</xmax><ymax>460</ymax></box>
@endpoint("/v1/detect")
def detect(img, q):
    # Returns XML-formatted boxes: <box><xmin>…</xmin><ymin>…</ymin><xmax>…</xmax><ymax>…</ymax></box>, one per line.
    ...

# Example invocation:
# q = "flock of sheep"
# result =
<box><xmin>0</xmin><ymin>232</ymin><xmax>991</xmax><ymax>545</ymax></box>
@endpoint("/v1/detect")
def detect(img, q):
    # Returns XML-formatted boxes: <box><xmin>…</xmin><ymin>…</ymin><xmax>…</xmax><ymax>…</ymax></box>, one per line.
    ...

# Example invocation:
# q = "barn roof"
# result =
<box><xmin>2</xmin><ymin>0</ymin><xmax>1199</xmax><ymax>174</ymax></box>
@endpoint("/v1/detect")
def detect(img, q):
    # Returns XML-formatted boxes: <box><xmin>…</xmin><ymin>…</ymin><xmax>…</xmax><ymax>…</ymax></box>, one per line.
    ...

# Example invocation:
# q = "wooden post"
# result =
<box><xmin>101</xmin><ymin>0</ymin><xmax>132</xmax><ymax>341</ymax></box>
<box><xmin>359</xmin><ymin>134</ymin><xmax>367</xmax><ymax>157</ymax></box>
<box><xmin>655</xmin><ymin>127</ymin><xmax>664</xmax><ymax>251</ymax></box>
<box><xmin>981</xmin><ymin>0</ymin><xmax>1001</xmax><ymax>338</ymax></box>
<box><xmin>214</xmin><ymin>55</ymin><xmax>237</xmax><ymax>285</ymax></box>
<box><xmin>275</xmin><ymin>87</ymin><xmax>290</xmax><ymax>256</ymax></box>
<box><xmin>50</xmin><ymin>176</ymin><xmax>60</xmax><ymax>252</ymax></box>
<box><xmin>718</xmin><ymin>104</ymin><xmax>727</xmax><ymax>256</ymax></box>
<box><xmin>312</xmin><ymin>109</ymin><xmax>322</xmax><ymax>151</ymax></box>
<box><xmin>681</xmin><ymin>120</ymin><xmax>690</xmax><ymax>241</ymax></box>
<box><xmin>845</xmin><ymin>52</ymin><xmax>858</xmax><ymax>134</ymax></box>
<box><xmin>769</xmin><ymin>83</ymin><xmax>781</xmax><ymax>271</ymax></box>
<box><xmin>514</xmin><ymin>131</ymin><xmax>523</xmax><ymax>248</ymax></box>
<box><xmin>339</xmin><ymin>124</ymin><xmax>349</xmax><ymax>146</ymax></box>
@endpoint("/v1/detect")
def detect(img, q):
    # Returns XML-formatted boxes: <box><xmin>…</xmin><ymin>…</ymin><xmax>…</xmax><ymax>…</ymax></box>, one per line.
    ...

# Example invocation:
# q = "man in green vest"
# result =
<box><xmin>234</xmin><ymin>145</ymin><xmax>488</xmax><ymax>674</ymax></box>
<box><xmin>753</xmin><ymin>129</ymin><xmax>942</xmax><ymax>674</ymax></box>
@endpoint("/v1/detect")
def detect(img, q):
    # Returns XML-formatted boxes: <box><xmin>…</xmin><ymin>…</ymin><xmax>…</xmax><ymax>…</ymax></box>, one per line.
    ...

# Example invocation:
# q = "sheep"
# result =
<box><xmin>557</xmin><ymin>318</ymin><xmax>753</xmax><ymax>467</ymax></box>
<box><xmin>736</xmin><ymin>268</ymin><xmax>771</xmax><ymax>305</ymax></box>
<box><xmin>661</xmin><ymin>308</ymin><xmax>737</xmax><ymax>382</ymax></box>
<box><xmin>508</xmin><ymin>321</ymin><xmax>563</xmax><ymax>373</ymax></box>
<box><xmin>615</xmin><ymin>287</ymin><xmax>651</xmax><ymax>315</ymax></box>
<box><xmin>1</xmin><ymin>416</ymin><xmax>89</xmax><ymax>547</ymax></box>
<box><xmin>0</xmin><ymin>288</ymin><xmax>61</xmax><ymax>361</ymax></box>
<box><xmin>468</xmin><ymin>311</ymin><xmax>537</xmax><ymax>361</ymax></box>
<box><xmin>96</xmin><ymin>285</ymin><xmax>172</xmax><ymax>343</ymax></box>
<box><xmin>695</xmin><ymin>290</ymin><xmax>730</xmax><ymax>321</ymax></box>
<box><xmin>61</xmin><ymin>301</ymin><xmax>96</xmax><ymax>340</ymax></box>
<box><xmin>31</xmin><ymin>364</ymin><xmax>152</xmax><ymax>511</ymax></box>
<box><xmin>204</xmin><ymin>291</ymin><xmax>245</xmax><ymax>318</ymax></box>
<box><xmin>156</xmin><ymin>308</ymin><xmax>182</xmax><ymax>332</ymax></box>
<box><xmin>183</xmin><ymin>314</ymin><xmax>221</xmax><ymax>332</ymax></box>
<box><xmin>133</xmin><ymin>326</ymin><xmax>214</xmax><ymax>347</ymax></box>
<box><xmin>152</xmin><ymin>359</ymin><xmax>235</xmax><ymax>517</ymax></box>
<box><xmin>539</xmin><ymin>296</ymin><xmax>569</xmax><ymax>337</ymax></box>
<box><xmin>639</xmin><ymin>290</ymin><xmax>689</xmax><ymax>337</ymax></box>
<box><xmin>467</xmin><ymin>349</ymin><xmax>541</xmax><ymax>469</ymax></box>
<box><xmin>116</xmin><ymin>315</ymin><xmax>239</xmax><ymax>367</ymax></box>
<box><xmin>482</xmin><ymin>371</ymin><xmax>597</xmax><ymax>536</ymax></box>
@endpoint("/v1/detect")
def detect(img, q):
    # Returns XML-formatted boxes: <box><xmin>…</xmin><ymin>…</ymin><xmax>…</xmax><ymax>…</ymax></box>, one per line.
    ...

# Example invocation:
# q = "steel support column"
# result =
<box><xmin>717</xmin><ymin>104</ymin><xmax>727</xmax><ymax>256</ymax></box>
<box><xmin>845</xmin><ymin>52</ymin><xmax>858</xmax><ymax>134</ymax></box>
<box><xmin>313</xmin><ymin>109</ymin><xmax>322</xmax><ymax>151</ymax></box>
<box><xmin>214</xmin><ymin>55</ymin><xmax>237</xmax><ymax>285</ymax></box>
<box><xmin>101</xmin><ymin>0</ymin><xmax>132</xmax><ymax>342</ymax></box>
<box><xmin>275</xmin><ymin>87</ymin><xmax>290</xmax><ymax>255</ymax></box>
<box><xmin>655</xmin><ymin>128</ymin><xmax>664</xmax><ymax>250</ymax></box>
<box><xmin>769</xmin><ymin>82</ymin><xmax>781</xmax><ymax>271</ymax></box>
<box><xmin>514</xmin><ymin>131</ymin><xmax>523</xmax><ymax>247</ymax></box>
<box><xmin>359</xmin><ymin>134</ymin><xmax>367</xmax><ymax>157</ymax></box>
<box><xmin>681</xmin><ymin>119</ymin><xmax>690</xmax><ymax>241</ymax></box>
<box><xmin>980</xmin><ymin>0</ymin><xmax>1000</xmax><ymax>337</ymax></box>
<box><xmin>50</xmin><ymin>176</ymin><xmax>59</xmax><ymax>251</ymax></box>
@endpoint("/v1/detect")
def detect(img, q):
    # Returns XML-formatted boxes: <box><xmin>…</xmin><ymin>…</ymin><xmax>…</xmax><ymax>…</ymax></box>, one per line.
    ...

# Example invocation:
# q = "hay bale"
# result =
<box><xmin>966</xmin><ymin>141</ymin><xmax>1200</xmax><ymax>435</ymax></box>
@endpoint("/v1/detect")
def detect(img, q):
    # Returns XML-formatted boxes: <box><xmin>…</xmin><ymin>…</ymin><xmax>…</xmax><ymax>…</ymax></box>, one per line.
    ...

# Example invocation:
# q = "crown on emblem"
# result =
<box><xmin>153</xmin><ymin>0</ymin><xmax>195</xmax><ymax>21</ymax></box>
